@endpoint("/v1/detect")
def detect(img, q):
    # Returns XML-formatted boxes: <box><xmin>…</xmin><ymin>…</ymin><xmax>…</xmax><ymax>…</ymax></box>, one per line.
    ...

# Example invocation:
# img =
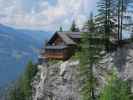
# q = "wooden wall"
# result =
<box><xmin>44</xmin><ymin>46</ymin><xmax>76</xmax><ymax>61</ymax></box>
<box><xmin>49</xmin><ymin>34</ymin><xmax>64</xmax><ymax>46</ymax></box>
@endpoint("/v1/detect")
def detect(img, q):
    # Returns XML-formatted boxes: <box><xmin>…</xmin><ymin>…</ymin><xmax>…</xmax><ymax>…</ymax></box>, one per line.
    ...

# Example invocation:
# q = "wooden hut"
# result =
<box><xmin>42</xmin><ymin>32</ymin><xmax>81</xmax><ymax>60</ymax></box>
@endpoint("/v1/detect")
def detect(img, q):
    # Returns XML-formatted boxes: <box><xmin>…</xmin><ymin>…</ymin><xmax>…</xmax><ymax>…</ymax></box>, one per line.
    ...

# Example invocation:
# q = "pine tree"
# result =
<box><xmin>70</xmin><ymin>20</ymin><xmax>76</xmax><ymax>32</ymax></box>
<box><xmin>96</xmin><ymin>0</ymin><xmax>131</xmax><ymax>43</ymax></box>
<box><xmin>8</xmin><ymin>61</ymin><xmax>37</xmax><ymax>100</ymax></box>
<box><xmin>22</xmin><ymin>61</ymin><xmax>37</xmax><ymax>100</ymax></box>
<box><xmin>59</xmin><ymin>26</ymin><xmax>63</xmax><ymax>32</ymax></box>
<box><xmin>78</xmin><ymin>12</ymin><xmax>106</xmax><ymax>100</ymax></box>
<box><xmin>83</xmin><ymin>12</ymin><xmax>96</xmax><ymax>33</ymax></box>
<box><xmin>117</xmin><ymin>0</ymin><xmax>124</xmax><ymax>41</ymax></box>
<box><xmin>117</xmin><ymin>0</ymin><xmax>133</xmax><ymax>41</ymax></box>
<box><xmin>70</xmin><ymin>20</ymin><xmax>79</xmax><ymax>32</ymax></box>
<box><xmin>79</xmin><ymin>32</ymin><xmax>104</xmax><ymax>100</ymax></box>
<box><xmin>8</xmin><ymin>81</ymin><xmax>25</xmax><ymax>100</ymax></box>
<box><xmin>79</xmin><ymin>14</ymin><xmax>105</xmax><ymax>99</ymax></box>
<box><xmin>100</xmin><ymin>71</ymin><xmax>133</xmax><ymax>100</ymax></box>
<box><xmin>96</xmin><ymin>0</ymin><xmax>116</xmax><ymax>51</ymax></box>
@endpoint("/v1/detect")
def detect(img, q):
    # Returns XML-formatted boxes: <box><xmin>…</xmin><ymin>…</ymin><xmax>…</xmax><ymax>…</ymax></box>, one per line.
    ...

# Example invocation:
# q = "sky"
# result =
<box><xmin>0</xmin><ymin>0</ymin><xmax>97</xmax><ymax>31</ymax></box>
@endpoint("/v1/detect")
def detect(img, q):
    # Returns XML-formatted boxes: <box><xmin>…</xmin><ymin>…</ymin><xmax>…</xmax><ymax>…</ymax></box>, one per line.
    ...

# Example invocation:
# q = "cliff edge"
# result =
<box><xmin>32</xmin><ymin>43</ymin><xmax>133</xmax><ymax>100</ymax></box>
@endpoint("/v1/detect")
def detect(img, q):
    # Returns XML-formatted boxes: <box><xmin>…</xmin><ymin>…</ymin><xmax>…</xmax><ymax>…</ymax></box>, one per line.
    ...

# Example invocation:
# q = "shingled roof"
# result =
<box><xmin>48</xmin><ymin>31</ymin><xmax>82</xmax><ymax>45</ymax></box>
<box><xmin>58</xmin><ymin>32</ymin><xmax>81</xmax><ymax>39</ymax></box>
<box><xmin>57</xmin><ymin>32</ymin><xmax>76</xmax><ymax>45</ymax></box>
<box><xmin>45</xmin><ymin>45</ymin><xmax>67</xmax><ymax>49</ymax></box>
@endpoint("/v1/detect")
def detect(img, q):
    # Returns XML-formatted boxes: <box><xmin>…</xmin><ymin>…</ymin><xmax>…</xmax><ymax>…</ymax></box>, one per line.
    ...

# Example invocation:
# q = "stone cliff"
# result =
<box><xmin>32</xmin><ymin>43</ymin><xmax>133</xmax><ymax>100</ymax></box>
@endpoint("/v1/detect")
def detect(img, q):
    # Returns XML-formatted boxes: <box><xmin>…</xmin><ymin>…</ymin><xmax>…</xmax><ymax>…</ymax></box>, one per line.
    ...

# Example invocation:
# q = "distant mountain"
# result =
<box><xmin>0</xmin><ymin>24</ymin><xmax>52</xmax><ymax>86</ymax></box>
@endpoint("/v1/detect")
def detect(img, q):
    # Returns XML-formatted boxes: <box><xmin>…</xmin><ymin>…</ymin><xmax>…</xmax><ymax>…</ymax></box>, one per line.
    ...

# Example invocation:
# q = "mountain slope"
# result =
<box><xmin>0</xmin><ymin>24</ymin><xmax>52</xmax><ymax>86</ymax></box>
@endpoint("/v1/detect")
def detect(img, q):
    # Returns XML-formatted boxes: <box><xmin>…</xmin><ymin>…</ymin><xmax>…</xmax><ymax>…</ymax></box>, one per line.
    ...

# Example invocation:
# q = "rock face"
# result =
<box><xmin>32</xmin><ymin>61</ymin><xmax>80</xmax><ymax>100</ymax></box>
<box><xmin>32</xmin><ymin>43</ymin><xmax>133</xmax><ymax>100</ymax></box>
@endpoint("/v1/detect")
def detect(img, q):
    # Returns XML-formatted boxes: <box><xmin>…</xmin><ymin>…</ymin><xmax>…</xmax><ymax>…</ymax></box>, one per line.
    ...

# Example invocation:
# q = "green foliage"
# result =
<box><xmin>59</xmin><ymin>26</ymin><xmax>63</xmax><ymax>32</ymax></box>
<box><xmin>24</xmin><ymin>61</ymin><xmax>38</xmax><ymax>82</ymax></box>
<box><xmin>83</xmin><ymin>12</ymin><xmax>96</xmax><ymax>33</ymax></box>
<box><xmin>78</xmin><ymin>11</ymin><xmax>105</xmax><ymax>100</ymax></box>
<box><xmin>96</xmin><ymin>0</ymin><xmax>115</xmax><ymax>33</ymax></box>
<box><xmin>70</xmin><ymin>20</ymin><xmax>79</xmax><ymax>32</ymax></box>
<box><xmin>48</xmin><ymin>60</ymin><xmax>61</xmax><ymax>65</ymax></box>
<box><xmin>71</xmin><ymin>52</ymin><xmax>80</xmax><ymax>60</ymax></box>
<box><xmin>8</xmin><ymin>83</ymin><xmax>25</xmax><ymax>100</ymax></box>
<box><xmin>79</xmin><ymin>31</ymin><xmax>104</xmax><ymax>100</ymax></box>
<box><xmin>117</xmin><ymin>0</ymin><xmax>124</xmax><ymax>41</ymax></box>
<box><xmin>96</xmin><ymin>0</ymin><xmax>116</xmax><ymax>51</ymax></box>
<box><xmin>100</xmin><ymin>71</ymin><xmax>133</xmax><ymax>100</ymax></box>
<box><xmin>8</xmin><ymin>61</ymin><xmax>37</xmax><ymax>100</ymax></box>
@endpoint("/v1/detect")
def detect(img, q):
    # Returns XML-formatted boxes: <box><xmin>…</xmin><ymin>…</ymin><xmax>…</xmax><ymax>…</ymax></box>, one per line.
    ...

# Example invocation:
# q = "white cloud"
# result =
<box><xmin>0</xmin><ymin>0</ymin><xmax>97</xmax><ymax>31</ymax></box>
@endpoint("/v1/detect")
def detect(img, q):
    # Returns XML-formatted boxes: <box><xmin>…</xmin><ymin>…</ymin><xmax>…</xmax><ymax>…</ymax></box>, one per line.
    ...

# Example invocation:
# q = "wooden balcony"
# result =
<box><xmin>43</xmin><ymin>45</ymin><xmax>69</xmax><ymax>60</ymax></box>
<box><xmin>44</xmin><ymin>52</ymin><xmax>67</xmax><ymax>60</ymax></box>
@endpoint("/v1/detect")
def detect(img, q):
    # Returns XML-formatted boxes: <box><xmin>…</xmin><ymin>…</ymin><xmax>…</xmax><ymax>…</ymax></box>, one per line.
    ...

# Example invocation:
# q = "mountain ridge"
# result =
<box><xmin>0</xmin><ymin>24</ymin><xmax>52</xmax><ymax>86</ymax></box>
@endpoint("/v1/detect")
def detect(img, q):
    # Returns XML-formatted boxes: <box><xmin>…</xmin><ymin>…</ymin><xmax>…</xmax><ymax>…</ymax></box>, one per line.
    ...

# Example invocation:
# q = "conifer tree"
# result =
<box><xmin>96</xmin><ymin>0</ymin><xmax>116</xmax><ymax>51</ymax></box>
<box><xmin>100</xmin><ymin>70</ymin><xmax>133</xmax><ymax>100</ymax></box>
<box><xmin>83</xmin><ymin>12</ymin><xmax>96</xmax><ymax>33</ymax></box>
<box><xmin>22</xmin><ymin>61</ymin><xmax>37</xmax><ymax>100</ymax></box>
<box><xmin>79</xmin><ymin>15</ymin><xmax>104</xmax><ymax>99</ymax></box>
<box><xmin>70</xmin><ymin>20</ymin><xmax>79</xmax><ymax>32</ymax></box>
<box><xmin>59</xmin><ymin>26</ymin><xmax>63</xmax><ymax>32</ymax></box>
<box><xmin>70</xmin><ymin>20</ymin><xmax>76</xmax><ymax>32</ymax></box>
<box><xmin>117</xmin><ymin>0</ymin><xmax>132</xmax><ymax>41</ymax></box>
<box><xmin>79</xmin><ymin>32</ymin><xmax>104</xmax><ymax>100</ymax></box>
<box><xmin>8</xmin><ymin>81</ymin><xmax>25</xmax><ymax>100</ymax></box>
<box><xmin>8</xmin><ymin>61</ymin><xmax>37</xmax><ymax>100</ymax></box>
<box><xmin>117</xmin><ymin>0</ymin><xmax>124</xmax><ymax>41</ymax></box>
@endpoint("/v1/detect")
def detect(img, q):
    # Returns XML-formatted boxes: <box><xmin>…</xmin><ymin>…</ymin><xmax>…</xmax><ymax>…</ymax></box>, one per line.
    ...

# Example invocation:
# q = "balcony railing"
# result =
<box><xmin>44</xmin><ymin>52</ymin><xmax>66</xmax><ymax>60</ymax></box>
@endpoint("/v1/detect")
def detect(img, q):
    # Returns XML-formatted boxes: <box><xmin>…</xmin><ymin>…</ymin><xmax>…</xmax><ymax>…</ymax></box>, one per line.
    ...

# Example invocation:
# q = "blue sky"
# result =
<box><xmin>0</xmin><ymin>0</ymin><xmax>97</xmax><ymax>31</ymax></box>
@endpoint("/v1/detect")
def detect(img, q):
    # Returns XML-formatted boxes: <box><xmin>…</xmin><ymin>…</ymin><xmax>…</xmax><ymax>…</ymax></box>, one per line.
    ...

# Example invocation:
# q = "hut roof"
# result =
<box><xmin>57</xmin><ymin>32</ymin><xmax>76</xmax><ymax>45</ymax></box>
<box><xmin>45</xmin><ymin>45</ymin><xmax>67</xmax><ymax>49</ymax></box>
<box><xmin>58</xmin><ymin>32</ymin><xmax>81</xmax><ymax>39</ymax></box>
<box><xmin>48</xmin><ymin>31</ymin><xmax>82</xmax><ymax>45</ymax></box>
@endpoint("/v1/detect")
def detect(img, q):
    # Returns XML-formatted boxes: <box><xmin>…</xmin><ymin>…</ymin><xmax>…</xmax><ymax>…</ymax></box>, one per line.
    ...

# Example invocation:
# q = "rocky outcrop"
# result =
<box><xmin>32</xmin><ymin>43</ymin><xmax>133</xmax><ymax>100</ymax></box>
<box><xmin>32</xmin><ymin>61</ymin><xmax>80</xmax><ymax>100</ymax></box>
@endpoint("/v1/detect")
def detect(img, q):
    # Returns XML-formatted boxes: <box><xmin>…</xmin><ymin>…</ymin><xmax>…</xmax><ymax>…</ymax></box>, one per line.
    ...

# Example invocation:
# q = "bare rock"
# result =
<box><xmin>32</xmin><ymin>43</ymin><xmax>133</xmax><ymax>100</ymax></box>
